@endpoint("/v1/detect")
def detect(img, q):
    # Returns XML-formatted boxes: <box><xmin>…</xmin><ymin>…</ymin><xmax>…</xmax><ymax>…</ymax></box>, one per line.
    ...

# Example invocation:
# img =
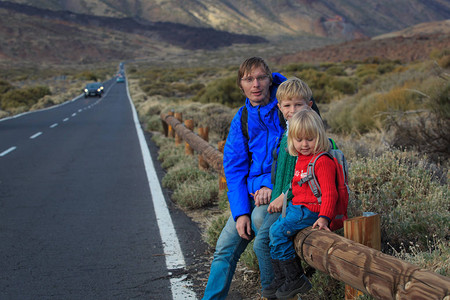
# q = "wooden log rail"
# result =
<box><xmin>295</xmin><ymin>227</ymin><xmax>450</xmax><ymax>299</ymax></box>
<box><xmin>160</xmin><ymin>112</ymin><xmax>224</xmax><ymax>177</ymax></box>
<box><xmin>159</xmin><ymin>113</ymin><xmax>450</xmax><ymax>299</ymax></box>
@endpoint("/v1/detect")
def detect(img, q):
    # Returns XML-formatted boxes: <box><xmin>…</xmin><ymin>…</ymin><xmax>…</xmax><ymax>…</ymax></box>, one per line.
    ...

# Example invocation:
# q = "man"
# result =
<box><xmin>202</xmin><ymin>57</ymin><xmax>286</xmax><ymax>300</ymax></box>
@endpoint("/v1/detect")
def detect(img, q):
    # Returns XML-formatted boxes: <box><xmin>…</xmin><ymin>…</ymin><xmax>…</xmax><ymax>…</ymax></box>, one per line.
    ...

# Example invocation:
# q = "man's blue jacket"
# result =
<box><xmin>224</xmin><ymin>73</ymin><xmax>286</xmax><ymax>221</ymax></box>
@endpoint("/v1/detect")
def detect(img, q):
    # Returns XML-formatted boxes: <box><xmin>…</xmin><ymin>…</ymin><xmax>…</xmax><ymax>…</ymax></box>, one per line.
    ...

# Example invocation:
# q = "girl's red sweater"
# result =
<box><xmin>291</xmin><ymin>152</ymin><xmax>338</xmax><ymax>221</ymax></box>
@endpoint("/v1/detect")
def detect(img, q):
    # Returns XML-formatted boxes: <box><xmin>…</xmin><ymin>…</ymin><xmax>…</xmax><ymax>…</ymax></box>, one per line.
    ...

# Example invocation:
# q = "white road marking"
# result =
<box><xmin>50</xmin><ymin>123</ymin><xmax>58</xmax><ymax>128</ymax></box>
<box><xmin>72</xmin><ymin>113</ymin><xmax>76</xmax><ymax>117</ymax></box>
<box><xmin>63</xmin><ymin>118</ymin><xmax>69</xmax><ymax>122</ymax></box>
<box><xmin>126</xmin><ymin>81</ymin><xmax>196</xmax><ymax>299</ymax></box>
<box><xmin>0</xmin><ymin>146</ymin><xmax>16</xmax><ymax>157</ymax></box>
<box><xmin>30</xmin><ymin>132</ymin><xmax>42</xmax><ymax>139</ymax></box>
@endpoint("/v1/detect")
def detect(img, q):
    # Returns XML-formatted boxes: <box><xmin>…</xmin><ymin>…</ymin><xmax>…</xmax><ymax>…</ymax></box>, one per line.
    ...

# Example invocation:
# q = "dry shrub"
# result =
<box><xmin>349</xmin><ymin>149</ymin><xmax>449</xmax><ymax>252</ymax></box>
<box><xmin>199</xmin><ymin>103</ymin><xmax>235</xmax><ymax>141</ymax></box>
<box><xmin>390</xmin><ymin>236</ymin><xmax>449</xmax><ymax>276</ymax></box>
<box><xmin>172</xmin><ymin>178</ymin><xmax>219</xmax><ymax>209</ymax></box>
<box><xmin>324</xmin><ymin>97</ymin><xmax>356</xmax><ymax>133</ymax></box>
<box><xmin>162</xmin><ymin>163</ymin><xmax>214</xmax><ymax>190</ymax></box>
<box><xmin>206</xmin><ymin>213</ymin><xmax>229</xmax><ymax>247</ymax></box>
<box><xmin>387</xmin><ymin>110</ymin><xmax>450</xmax><ymax>161</ymax></box>
<box><xmin>386</xmin><ymin>81</ymin><xmax>450</xmax><ymax>161</ymax></box>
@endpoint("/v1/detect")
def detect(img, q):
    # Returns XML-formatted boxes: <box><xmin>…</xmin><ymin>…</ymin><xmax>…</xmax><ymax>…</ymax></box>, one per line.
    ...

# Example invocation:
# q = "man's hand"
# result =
<box><xmin>267</xmin><ymin>194</ymin><xmax>283</xmax><ymax>213</ymax></box>
<box><xmin>312</xmin><ymin>217</ymin><xmax>331</xmax><ymax>231</ymax></box>
<box><xmin>253</xmin><ymin>187</ymin><xmax>272</xmax><ymax>206</ymax></box>
<box><xmin>236</xmin><ymin>215</ymin><xmax>252</xmax><ymax>240</ymax></box>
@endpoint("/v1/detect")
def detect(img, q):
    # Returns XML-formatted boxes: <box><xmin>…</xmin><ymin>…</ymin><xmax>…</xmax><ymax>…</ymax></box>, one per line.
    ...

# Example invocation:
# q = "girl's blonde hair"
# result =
<box><xmin>287</xmin><ymin>108</ymin><xmax>330</xmax><ymax>156</ymax></box>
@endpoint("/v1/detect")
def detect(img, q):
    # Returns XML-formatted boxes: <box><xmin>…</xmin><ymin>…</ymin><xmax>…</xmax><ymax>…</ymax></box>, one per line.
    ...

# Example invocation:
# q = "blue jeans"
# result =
<box><xmin>202</xmin><ymin>204</ymin><xmax>267</xmax><ymax>300</ymax></box>
<box><xmin>269</xmin><ymin>203</ymin><xmax>318</xmax><ymax>260</ymax></box>
<box><xmin>253</xmin><ymin>208</ymin><xmax>280</xmax><ymax>290</ymax></box>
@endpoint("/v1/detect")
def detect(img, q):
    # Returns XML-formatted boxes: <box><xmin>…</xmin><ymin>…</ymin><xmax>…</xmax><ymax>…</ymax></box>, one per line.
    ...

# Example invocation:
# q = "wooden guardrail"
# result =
<box><xmin>160</xmin><ymin>112</ymin><xmax>224</xmax><ymax>177</ymax></box>
<box><xmin>159</xmin><ymin>112</ymin><xmax>450</xmax><ymax>300</ymax></box>
<box><xmin>296</xmin><ymin>227</ymin><xmax>450</xmax><ymax>299</ymax></box>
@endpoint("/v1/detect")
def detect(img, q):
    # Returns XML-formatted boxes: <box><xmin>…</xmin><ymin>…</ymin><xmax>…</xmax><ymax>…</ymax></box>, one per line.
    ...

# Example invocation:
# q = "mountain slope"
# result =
<box><xmin>3</xmin><ymin>0</ymin><xmax>450</xmax><ymax>40</ymax></box>
<box><xmin>0</xmin><ymin>1</ymin><xmax>270</xmax><ymax>64</ymax></box>
<box><xmin>273</xmin><ymin>20</ymin><xmax>450</xmax><ymax>65</ymax></box>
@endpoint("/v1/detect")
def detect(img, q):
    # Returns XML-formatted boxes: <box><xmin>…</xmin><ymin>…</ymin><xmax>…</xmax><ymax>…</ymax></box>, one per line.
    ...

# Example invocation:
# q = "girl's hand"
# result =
<box><xmin>267</xmin><ymin>194</ymin><xmax>283</xmax><ymax>213</ymax></box>
<box><xmin>312</xmin><ymin>217</ymin><xmax>331</xmax><ymax>231</ymax></box>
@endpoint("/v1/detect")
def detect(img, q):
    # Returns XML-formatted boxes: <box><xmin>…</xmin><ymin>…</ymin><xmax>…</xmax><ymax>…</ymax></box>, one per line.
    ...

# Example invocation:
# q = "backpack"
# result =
<box><xmin>298</xmin><ymin>149</ymin><xmax>350</xmax><ymax>231</ymax></box>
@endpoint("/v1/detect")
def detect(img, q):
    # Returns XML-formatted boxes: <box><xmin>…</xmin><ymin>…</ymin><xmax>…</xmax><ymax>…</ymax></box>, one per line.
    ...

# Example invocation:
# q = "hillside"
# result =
<box><xmin>0</xmin><ymin>2</ymin><xmax>267</xmax><ymax>65</ymax></box>
<box><xmin>3</xmin><ymin>0</ymin><xmax>450</xmax><ymax>40</ymax></box>
<box><xmin>0</xmin><ymin>1</ymin><xmax>449</xmax><ymax>67</ymax></box>
<box><xmin>273</xmin><ymin>30</ymin><xmax>450</xmax><ymax>65</ymax></box>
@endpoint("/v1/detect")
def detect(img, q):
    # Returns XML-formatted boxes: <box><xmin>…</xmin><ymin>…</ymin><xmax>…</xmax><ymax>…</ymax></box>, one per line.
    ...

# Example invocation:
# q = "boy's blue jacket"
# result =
<box><xmin>224</xmin><ymin>73</ymin><xmax>286</xmax><ymax>221</ymax></box>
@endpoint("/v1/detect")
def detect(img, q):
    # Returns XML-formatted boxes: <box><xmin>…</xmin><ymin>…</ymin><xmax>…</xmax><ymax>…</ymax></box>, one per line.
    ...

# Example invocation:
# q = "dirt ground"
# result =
<box><xmin>182</xmin><ymin>208</ymin><xmax>264</xmax><ymax>300</ymax></box>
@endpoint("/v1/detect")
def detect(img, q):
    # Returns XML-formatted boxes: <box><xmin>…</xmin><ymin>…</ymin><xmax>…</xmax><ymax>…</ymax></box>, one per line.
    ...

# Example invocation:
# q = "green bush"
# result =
<box><xmin>330</xmin><ymin>77</ymin><xmax>357</xmax><ymax>95</ymax></box>
<box><xmin>309</xmin><ymin>270</ymin><xmax>345</xmax><ymax>300</ymax></box>
<box><xmin>146</xmin><ymin>115</ymin><xmax>163</xmax><ymax>132</ymax></box>
<box><xmin>0</xmin><ymin>80</ymin><xmax>13</xmax><ymax>94</ymax></box>
<box><xmin>193</xmin><ymin>76</ymin><xmax>243</xmax><ymax>107</ymax></box>
<box><xmin>284</xmin><ymin>62</ymin><xmax>318</xmax><ymax>73</ymax></box>
<box><xmin>390</xmin><ymin>236</ymin><xmax>449</xmax><ymax>276</ymax></box>
<box><xmin>326</xmin><ymin>65</ymin><xmax>346</xmax><ymax>76</ymax></box>
<box><xmin>157</xmin><ymin>143</ymin><xmax>188</xmax><ymax>169</ymax></box>
<box><xmin>172</xmin><ymin>178</ymin><xmax>219</xmax><ymax>209</ymax></box>
<box><xmin>0</xmin><ymin>86</ymin><xmax>51</xmax><ymax>110</ymax></box>
<box><xmin>162</xmin><ymin>165</ymin><xmax>215</xmax><ymax>190</ymax></box>
<box><xmin>206</xmin><ymin>213</ymin><xmax>229</xmax><ymax>247</ymax></box>
<box><xmin>240</xmin><ymin>240</ymin><xmax>259</xmax><ymax>271</ymax></box>
<box><xmin>349</xmin><ymin>150</ymin><xmax>449</xmax><ymax>251</ymax></box>
<box><xmin>76</xmin><ymin>71</ymin><xmax>98</xmax><ymax>81</ymax></box>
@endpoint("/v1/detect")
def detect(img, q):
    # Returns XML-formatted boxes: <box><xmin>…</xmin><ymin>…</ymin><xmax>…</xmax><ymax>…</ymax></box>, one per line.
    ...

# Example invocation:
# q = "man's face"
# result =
<box><xmin>278</xmin><ymin>97</ymin><xmax>312</xmax><ymax>121</ymax></box>
<box><xmin>240</xmin><ymin>66</ymin><xmax>271</xmax><ymax>106</ymax></box>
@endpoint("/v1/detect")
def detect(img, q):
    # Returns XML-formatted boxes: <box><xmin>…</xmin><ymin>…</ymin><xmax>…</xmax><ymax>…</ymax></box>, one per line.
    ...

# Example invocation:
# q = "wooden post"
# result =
<box><xmin>167</xmin><ymin>110</ymin><xmax>175</xmax><ymax>138</ymax></box>
<box><xmin>162</xmin><ymin>117</ymin><xmax>169</xmax><ymax>137</ymax></box>
<box><xmin>217</xmin><ymin>141</ymin><xmax>227</xmax><ymax>191</ymax></box>
<box><xmin>198</xmin><ymin>126</ymin><xmax>210</xmax><ymax>170</ymax></box>
<box><xmin>344</xmin><ymin>213</ymin><xmax>381</xmax><ymax>300</ymax></box>
<box><xmin>174</xmin><ymin>112</ymin><xmax>183</xmax><ymax>146</ymax></box>
<box><xmin>184</xmin><ymin>120</ymin><xmax>194</xmax><ymax>156</ymax></box>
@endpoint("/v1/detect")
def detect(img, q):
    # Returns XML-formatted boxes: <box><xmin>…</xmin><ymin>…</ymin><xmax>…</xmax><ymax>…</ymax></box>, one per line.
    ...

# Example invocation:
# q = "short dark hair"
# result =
<box><xmin>237</xmin><ymin>57</ymin><xmax>273</xmax><ymax>89</ymax></box>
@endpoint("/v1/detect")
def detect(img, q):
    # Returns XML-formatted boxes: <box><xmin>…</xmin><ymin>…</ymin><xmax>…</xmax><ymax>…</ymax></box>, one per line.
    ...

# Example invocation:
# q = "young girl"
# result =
<box><xmin>264</xmin><ymin>108</ymin><xmax>338</xmax><ymax>299</ymax></box>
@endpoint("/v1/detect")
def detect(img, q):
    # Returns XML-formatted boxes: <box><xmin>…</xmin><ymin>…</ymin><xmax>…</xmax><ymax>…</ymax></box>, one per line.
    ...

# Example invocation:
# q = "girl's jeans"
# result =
<box><xmin>269</xmin><ymin>203</ymin><xmax>318</xmax><ymax>260</ymax></box>
<box><xmin>202</xmin><ymin>203</ymin><xmax>269</xmax><ymax>300</ymax></box>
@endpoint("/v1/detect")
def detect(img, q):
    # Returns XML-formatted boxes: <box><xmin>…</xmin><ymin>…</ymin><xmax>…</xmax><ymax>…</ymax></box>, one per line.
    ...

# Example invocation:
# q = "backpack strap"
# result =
<box><xmin>240</xmin><ymin>105</ymin><xmax>287</xmax><ymax>141</ymax></box>
<box><xmin>329</xmin><ymin>138</ymin><xmax>337</xmax><ymax>150</ymax></box>
<box><xmin>271</xmin><ymin>136</ymin><xmax>283</xmax><ymax>184</ymax></box>
<box><xmin>240</xmin><ymin>105</ymin><xmax>249</xmax><ymax>140</ymax></box>
<box><xmin>281</xmin><ymin>183</ymin><xmax>291</xmax><ymax>218</ymax></box>
<box><xmin>298</xmin><ymin>152</ymin><xmax>332</xmax><ymax>204</ymax></box>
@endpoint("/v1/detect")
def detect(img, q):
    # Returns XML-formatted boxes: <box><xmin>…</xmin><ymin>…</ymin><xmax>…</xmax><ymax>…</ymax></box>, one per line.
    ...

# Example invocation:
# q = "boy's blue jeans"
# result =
<box><xmin>253</xmin><ymin>209</ymin><xmax>280</xmax><ymax>288</ymax></box>
<box><xmin>202</xmin><ymin>203</ymin><xmax>270</xmax><ymax>300</ymax></box>
<box><xmin>269</xmin><ymin>203</ymin><xmax>318</xmax><ymax>260</ymax></box>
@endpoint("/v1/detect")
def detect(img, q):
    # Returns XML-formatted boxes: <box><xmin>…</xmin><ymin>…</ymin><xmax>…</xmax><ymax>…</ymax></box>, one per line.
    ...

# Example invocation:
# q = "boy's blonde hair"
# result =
<box><xmin>287</xmin><ymin>108</ymin><xmax>330</xmax><ymax>156</ymax></box>
<box><xmin>276</xmin><ymin>77</ymin><xmax>312</xmax><ymax>104</ymax></box>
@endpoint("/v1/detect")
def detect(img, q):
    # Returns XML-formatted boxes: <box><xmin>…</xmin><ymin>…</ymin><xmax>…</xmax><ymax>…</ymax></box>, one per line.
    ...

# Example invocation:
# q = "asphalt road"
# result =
<box><xmin>0</xmin><ymin>77</ymin><xmax>206</xmax><ymax>299</ymax></box>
